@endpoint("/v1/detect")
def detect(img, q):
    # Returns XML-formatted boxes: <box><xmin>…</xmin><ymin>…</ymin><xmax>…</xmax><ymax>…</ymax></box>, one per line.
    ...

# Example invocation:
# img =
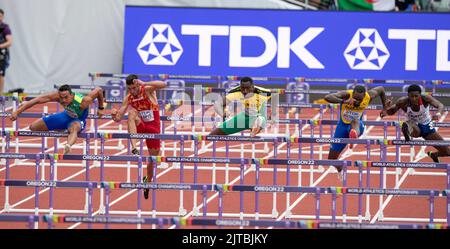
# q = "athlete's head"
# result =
<box><xmin>407</xmin><ymin>84</ymin><xmax>422</xmax><ymax>105</ymax></box>
<box><xmin>351</xmin><ymin>85</ymin><xmax>366</xmax><ymax>107</ymax></box>
<box><xmin>240</xmin><ymin>77</ymin><xmax>254</xmax><ymax>97</ymax></box>
<box><xmin>58</xmin><ymin>84</ymin><xmax>74</xmax><ymax>107</ymax></box>
<box><xmin>126</xmin><ymin>74</ymin><xmax>140</xmax><ymax>97</ymax></box>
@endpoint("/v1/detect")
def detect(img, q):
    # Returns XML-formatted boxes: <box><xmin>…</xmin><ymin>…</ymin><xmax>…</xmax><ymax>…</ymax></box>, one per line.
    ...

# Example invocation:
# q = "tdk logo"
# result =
<box><xmin>136</xmin><ymin>24</ymin><xmax>450</xmax><ymax>72</ymax></box>
<box><xmin>137</xmin><ymin>24</ymin><xmax>183</xmax><ymax>65</ymax></box>
<box><xmin>181</xmin><ymin>25</ymin><xmax>325</xmax><ymax>69</ymax></box>
<box><xmin>344</xmin><ymin>29</ymin><xmax>390</xmax><ymax>70</ymax></box>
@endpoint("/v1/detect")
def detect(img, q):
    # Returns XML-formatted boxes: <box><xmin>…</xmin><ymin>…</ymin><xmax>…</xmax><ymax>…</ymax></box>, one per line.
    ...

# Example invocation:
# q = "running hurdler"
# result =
<box><xmin>111</xmin><ymin>74</ymin><xmax>166</xmax><ymax>199</ymax></box>
<box><xmin>209</xmin><ymin>76</ymin><xmax>271</xmax><ymax>137</ymax></box>
<box><xmin>325</xmin><ymin>85</ymin><xmax>389</xmax><ymax>173</ymax></box>
<box><xmin>10</xmin><ymin>84</ymin><xmax>105</xmax><ymax>154</ymax></box>
<box><xmin>381</xmin><ymin>84</ymin><xmax>449</xmax><ymax>163</ymax></box>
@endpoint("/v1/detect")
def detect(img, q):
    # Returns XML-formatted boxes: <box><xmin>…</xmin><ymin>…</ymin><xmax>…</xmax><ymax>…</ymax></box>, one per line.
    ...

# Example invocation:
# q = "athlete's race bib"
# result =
<box><xmin>139</xmin><ymin>110</ymin><xmax>154</xmax><ymax>122</ymax></box>
<box><xmin>343</xmin><ymin>110</ymin><xmax>360</xmax><ymax>121</ymax></box>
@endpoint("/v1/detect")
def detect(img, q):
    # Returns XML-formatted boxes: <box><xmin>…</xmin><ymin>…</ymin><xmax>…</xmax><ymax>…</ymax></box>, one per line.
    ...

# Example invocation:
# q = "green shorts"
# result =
<box><xmin>218</xmin><ymin>112</ymin><xmax>267</xmax><ymax>135</ymax></box>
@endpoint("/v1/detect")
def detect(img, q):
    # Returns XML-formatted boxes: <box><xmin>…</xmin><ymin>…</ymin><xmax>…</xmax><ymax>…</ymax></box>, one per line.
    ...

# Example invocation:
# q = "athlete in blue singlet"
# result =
<box><xmin>10</xmin><ymin>84</ymin><xmax>105</xmax><ymax>154</ymax></box>
<box><xmin>325</xmin><ymin>85</ymin><xmax>389</xmax><ymax>173</ymax></box>
<box><xmin>382</xmin><ymin>84</ymin><xmax>449</xmax><ymax>163</ymax></box>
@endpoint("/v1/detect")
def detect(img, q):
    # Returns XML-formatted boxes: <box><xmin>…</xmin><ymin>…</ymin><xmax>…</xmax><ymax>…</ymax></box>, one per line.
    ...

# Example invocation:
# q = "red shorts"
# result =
<box><xmin>136</xmin><ymin>121</ymin><xmax>161</xmax><ymax>150</ymax></box>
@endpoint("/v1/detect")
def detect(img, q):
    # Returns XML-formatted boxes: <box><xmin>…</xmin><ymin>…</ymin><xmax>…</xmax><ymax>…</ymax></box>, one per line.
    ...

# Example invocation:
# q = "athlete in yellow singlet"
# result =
<box><xmin>209</xmin><ymin>77</ymin><xmax>271</xmax><ymax>137</ymax></box>
<box><xmin>324</xmin><ymin>85</ymin><xmax>389</xmax><ymax>173</ymax></box>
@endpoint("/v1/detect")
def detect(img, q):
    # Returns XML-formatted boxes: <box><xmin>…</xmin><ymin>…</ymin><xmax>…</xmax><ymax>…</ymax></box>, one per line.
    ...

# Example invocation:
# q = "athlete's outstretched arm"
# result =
<box><xmin>324</xmin><ymin>91</ymin><xmax>350</xmax><ymax>104</ymax></box>
<box><xmin>81</xmin><ymin>87</ymin><xmax>105</xmax><ymax>109</ymax></box>
<box><xmin>138</xmin><ymin>79</ymin><xmax>167</xmax><ymax>93</ymax></box>
<box><xmin>424</xmin><ymin>95</ymin><xmax>445</xmax><ymax>120</ymax></box>
<box><xmin>10</xmin><ymin>92</ymin><xmax>59</xmax><ymax>121</ymax></box>
<box><xmin>368</xmin><ymin>86</ymin><xmax>388</xmax><ymax>109</ymax></box>
<box><xmin>382</xmin><ymin>97</ymin><xmax>407</xmax><ymax>118</ymax></box>
<box><xmin>112</xmin><ymin>95</ymin><xmax>129</xmax><ymax>122</ymax></box>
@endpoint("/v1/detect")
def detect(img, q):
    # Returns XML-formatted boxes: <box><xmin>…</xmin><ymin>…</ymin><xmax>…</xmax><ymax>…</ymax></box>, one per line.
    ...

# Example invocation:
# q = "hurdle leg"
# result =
<box><xmin>161</xmin><ymin>120</ymin><xmax>166</xmax><ymax>158</ymax></box>
<box><xmin>98</xmin><ymin>136</ymin><xmax>106</xmax><ymax>215</ymax></box>
<box><xmin>3</xmin><ymin>134</ymin><xmax>11</xmax><ymax>212</ymax></box>
<box><xmin>177</xmin><ymin>136</ymin><xmax>186</xmax><ymax>216</ymax></box>
<box><xmin>240</xmin><ymin>159</ymin><xmax>245</xmax><ymax>221</ymax></box>
<box><xmin>315</xmin><ymin>188</ymin><xmax>321</xmax><ymax>222</ymax></box>
<box><xmin>53</xmin><ymin>136</ymin><xmax>58</xmax><ymax>181</ymax></box>
<box><xmin>378</xmin><ymin>142</ymin><xmax>387</xmax><ymax>221</ymax></box>
<box><xmin>33</xmin><ymin>153</ymin><xmax>40</xmax><ymax>229</ymax></box>
<box><xmin>365</xmin><ymin>142</ymin><xmax>371</xmax><ymax>221</ymax></box>
<box><xmin>297</xmin><ymin>121</ymin><xmax>303</xmax><ymax>190</ymax></box>
<box><xmin>192</xmin><ymin>137</ymin><xmax>199</xmax><ymax>216</ymax></box>
<box><xmin>48</xmin><ymin>157</ymin><xmax>55</xmax><ymax>229</ymax></box>
<box><xmin>272</xmin><ymin>140</ymin><xmax>279</xmax><ymax>218</ymax></box>
<box><xmin>395</xmin><ymin>123</ymin><xmax>401</xmax><ymax>189</ymax></box>
<box><xmin>318</xmin><ymin>106</ymin><xmax>324</xmax><ymax>172</ymax></box>
<box><xmin>212</xmin><ymin>140</ymin><xmax>217</xmax><ymax>186</ymax></box>
<box><xmin>126</xmin><ymin>139</ymin><xmax>131</xmax><ymax>182</ymax></box>
<box><xmin>13</xmin><ymin>94</ymin><xmax>20</xmax><ymax>158</ymax></box>
<box><xmin>151</xmin><ymin>160</ymin><xmax>157</xmax><ymax>229</ymax></box>
<box><xmin>1</xmin><ymin>96</ymin><xmax>5</xmax><ymax>163</ymax></box>
<box><xmin>40</xmin><ymin>112</ymin><xmax>47</xmax><ymax>182</ymax></box>
<box><xmin>342</xmin><ymin>163</ymin><xmax>348</xmax><ymax>222</ymax></box>
<box><xmin>225</xmin><ymin>141</ymin><xmax>230</xmax><ymax>183</ymax></box>
<box><xmin>136</xmin><ymin>155</ymin><xmax>143</xmax><ymax>229</ymax></box>
<box><xmin>358</xmin><ymin>163</ymin><xmax>363</xmax><ymax>223</ymax></box>
<box><xmin>83</xmin><ymin>134</ymin><xmax>91</xmax><ymax>214</ymax></box>
<box><xmin>255</xmin><ymin>160</ymin><xmax>260</xmax><ymax>229</ymax></box>
<box><xmin>429</xmin><ymin>192</ymin><xmax>435</xmax><ymax>223</ymax></box>
<box><xmin>309</xmin><ymin>123</ymin><xmax>315</xmax><ymax>185</ymax></box>
<box><xmin>241</xmin><ymin>131</ymin><xmax>245</xmax><ymax>160</ymax></box>
<box><xmin>285</xmin><ymin>138</ymin><xmax>292</xmax><ymax>219</ymax></box>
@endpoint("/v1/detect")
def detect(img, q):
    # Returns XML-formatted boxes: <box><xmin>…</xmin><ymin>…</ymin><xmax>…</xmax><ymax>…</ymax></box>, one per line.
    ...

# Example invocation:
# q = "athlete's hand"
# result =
<box><xmin>379</xmin><ymin>110</ymin><xmax>388</xmax><ymax>118</ymax></box>
<box><xmin>432</xmin><ymin>113</ymin><xmax>442</xmax><ymax>121</ymax></box>
<box><xmin>10</xmin><ymin>111</ymin><xmax>18</xmax><ymax>121</ymax></box>
<box><xmin>111</xmin><ymin>108</ymin><xmax>121</xmax><ymax>122</ymax></box>
<box><xmin>250</xmin><ymin>116</ymin><xmax>264</xmax><ymax>137</ymax></box>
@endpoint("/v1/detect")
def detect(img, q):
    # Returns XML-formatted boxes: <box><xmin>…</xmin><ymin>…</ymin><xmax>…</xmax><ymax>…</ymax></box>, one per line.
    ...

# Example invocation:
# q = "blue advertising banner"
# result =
<box><xmin>123</xmin><ymin>6</ymin><xmax>450</xmax><ymax>80</ymax></box>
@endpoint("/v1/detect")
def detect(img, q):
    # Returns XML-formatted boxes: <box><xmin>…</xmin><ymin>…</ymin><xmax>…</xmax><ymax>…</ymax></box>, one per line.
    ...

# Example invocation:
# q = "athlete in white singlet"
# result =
<box><xmin>382</xmin><ymin>84</ymin><xmax>449</xmax><ymax>163</ymax></box>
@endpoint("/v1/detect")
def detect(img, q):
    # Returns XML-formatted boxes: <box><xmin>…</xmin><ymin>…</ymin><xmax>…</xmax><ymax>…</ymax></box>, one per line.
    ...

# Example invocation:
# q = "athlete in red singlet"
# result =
<box><xmin>112</xmin><ymin>74</ymin><xmax>166</xmax><ymax>199</ymax></box>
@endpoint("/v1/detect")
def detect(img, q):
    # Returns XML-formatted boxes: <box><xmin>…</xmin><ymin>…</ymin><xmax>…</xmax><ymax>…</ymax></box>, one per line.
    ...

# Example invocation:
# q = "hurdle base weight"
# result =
<box><xmin>285</xmin><ymin>209</ymin><xmax>292</xmax><ymax>219</ymax></box>
<box><xmin>271</xmin><ymin>209</ymin><xmax>279</xmax><ymax>218</ymax></box>
<box><xmin>179</xmin><ymin>207</ymin><xmax>187</xmax><ymax>216</ymax></box>
<box><xmin>365</xmin><ymin>211</ymin><xmax>371</xmax><ymax>221</ymax></box>
<box><xmin>3</xmin><ymin>203</ymin><xmax>11</xmax><ymax>212</ymax></box>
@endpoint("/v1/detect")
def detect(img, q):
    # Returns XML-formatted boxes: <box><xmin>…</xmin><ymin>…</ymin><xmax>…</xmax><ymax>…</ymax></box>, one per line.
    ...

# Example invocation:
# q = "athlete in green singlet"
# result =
<box><xmin>11</xmin><ymin>84</ymin><xmax>105</xmax><ymax>154</ymax></box>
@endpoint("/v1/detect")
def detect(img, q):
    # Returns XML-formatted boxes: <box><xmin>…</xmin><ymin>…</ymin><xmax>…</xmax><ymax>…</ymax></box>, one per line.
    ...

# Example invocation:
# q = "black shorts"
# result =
<box><xmin>0</xmin><ymin>51</ymin><xmax>9</xmax><ymax>77</ymax></box>
<box><xmin>0</xmin><ymin>60</ymin><xmax>6</xmax><ymax>77</ymax></box>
